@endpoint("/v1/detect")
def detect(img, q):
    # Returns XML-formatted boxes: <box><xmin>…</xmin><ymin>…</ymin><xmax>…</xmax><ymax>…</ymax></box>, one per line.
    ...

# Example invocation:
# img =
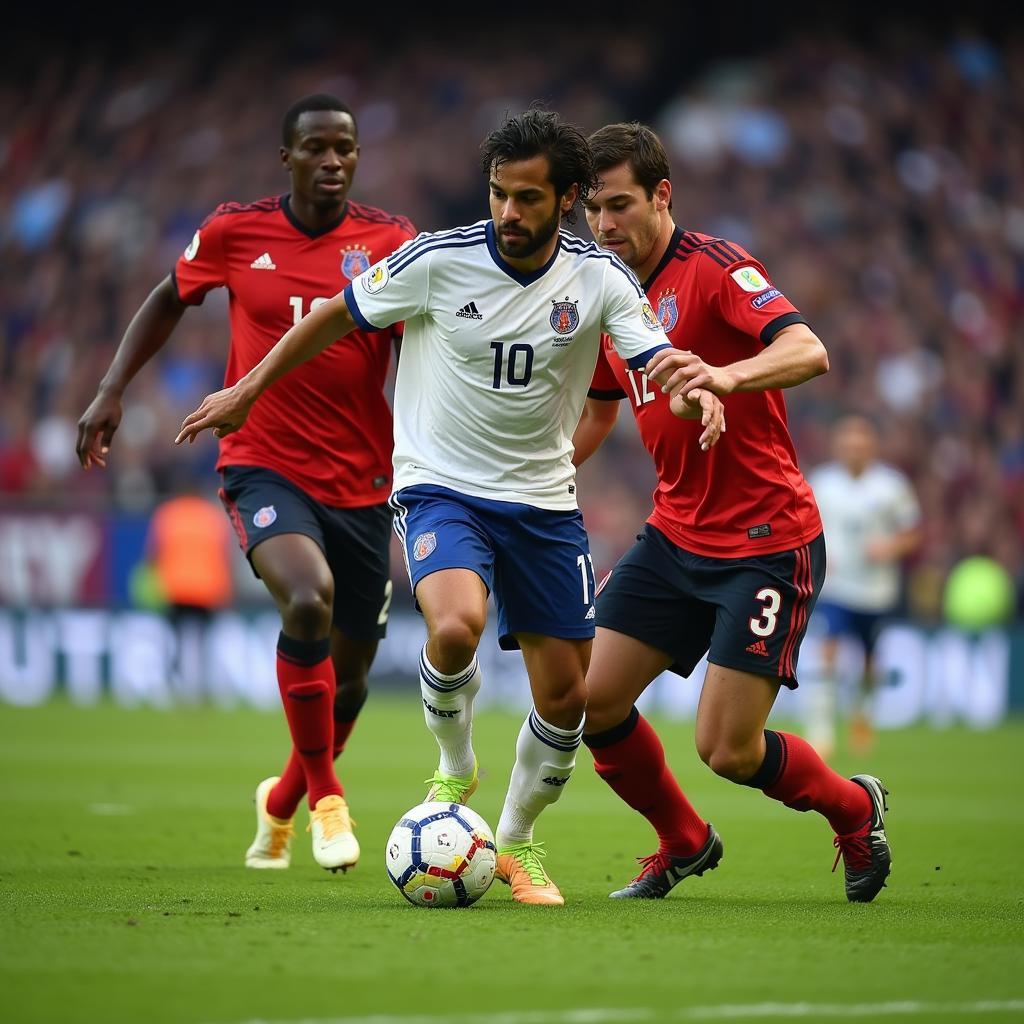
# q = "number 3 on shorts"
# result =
<box><xmin>749</xmin><ymin>587</ymin><xmax>781</xmax><ymax>637</ymax></box>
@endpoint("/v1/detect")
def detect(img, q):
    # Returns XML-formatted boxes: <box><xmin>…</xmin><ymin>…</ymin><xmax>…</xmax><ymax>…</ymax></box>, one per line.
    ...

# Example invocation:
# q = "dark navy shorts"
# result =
<box><xmin>815</xmin><ymin>601</ymin><xmax>885</xmax><ymax>657</ymax></box>
<box><xmin>389</xmin><ymin>484</ymin><xmax>596</xmax><ymax>651</ymax></box>
<box><xmin>219</xmin><ymin>464</ymin><xmax>393</xmax><ymax>640</ymax></box>
<box><xmin>595</xmin><ymin>524</ymin><xmax>826</xmax><ymax>689</ymax></box>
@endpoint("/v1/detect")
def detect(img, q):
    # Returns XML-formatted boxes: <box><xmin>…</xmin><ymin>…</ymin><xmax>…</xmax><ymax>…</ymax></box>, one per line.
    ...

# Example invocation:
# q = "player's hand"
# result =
<box><xmin>76</xmin><ymin>390</ymin><xmax>123</xmax><ymax>469</ymax></box>
<box><xmin>174</xmin><ymin>385</ymin><xmax>255</xmax><ymax>445</ymax></box>
<box><xmin>670</xmin><ymin>388</ymin><xmax>726</xmax><ymax>450</ymax></box>
<box><xmin>646</xmin><ymin>348</ymin><xmax>737</xmax><ymax>398</ymax></box>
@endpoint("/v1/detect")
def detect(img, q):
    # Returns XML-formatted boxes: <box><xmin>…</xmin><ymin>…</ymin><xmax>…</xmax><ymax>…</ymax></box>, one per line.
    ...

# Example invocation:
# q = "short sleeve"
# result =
<box><xmin>588</xmin><ymin>339</ymin><xmax>626</xmax><ymax>400</ymax></box>
<box><xmin>600</xmin><ymin>258</ymin><xmax>671</xmax><ymax>369</ymax></box>
<box><xmin>697</xmin><ymin>253</ymin><xmax>808</xmax><ymax>345</ymax></box>
<box><xmin>173</xmin><ymin>208</ymin><xmax>230</xmax><ymax>306</ymax></box>
<box><xmin>344</xmin><ymin>233</ymin><xmax>431</xmax><ymax>331</ymax></box>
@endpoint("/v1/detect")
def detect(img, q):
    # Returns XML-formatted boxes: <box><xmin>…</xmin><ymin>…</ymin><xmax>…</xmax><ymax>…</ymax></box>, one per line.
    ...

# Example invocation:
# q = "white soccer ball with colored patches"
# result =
<box><xmin>385</xmin><ymin>802</ymin><xmax>496</xmax><ymax>908</ymax></box>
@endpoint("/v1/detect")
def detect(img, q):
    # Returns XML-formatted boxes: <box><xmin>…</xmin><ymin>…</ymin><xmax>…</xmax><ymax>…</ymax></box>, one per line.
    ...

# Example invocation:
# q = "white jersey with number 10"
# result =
<box><xmin>343</xmin><ymin>219</ymin><xmax>669</xmax><ymax>511</ymax></box>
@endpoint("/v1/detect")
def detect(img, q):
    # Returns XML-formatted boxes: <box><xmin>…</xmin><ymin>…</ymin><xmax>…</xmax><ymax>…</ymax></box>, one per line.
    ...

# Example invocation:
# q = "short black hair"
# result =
<box><xmin>589</xmin><ymin>122</ymin><xmax>672</xmax><ymax>209</ymax></box>
<box><xmin>282</xmin><ymin>94</ymin><xmax>356</xmax><ymax>148</ymax></box>
<box><xmin>480</xmin><ymin>108</ymin><xmax>597</xmax><ymax>224</ymax></box>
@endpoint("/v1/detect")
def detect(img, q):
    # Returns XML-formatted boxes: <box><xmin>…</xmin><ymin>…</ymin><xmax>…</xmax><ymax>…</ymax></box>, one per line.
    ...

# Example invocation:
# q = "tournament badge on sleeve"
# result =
<box><xmin>549</xmin><ymin>297</ymin><xmax>579</xmax><ymax>335</ymax></box>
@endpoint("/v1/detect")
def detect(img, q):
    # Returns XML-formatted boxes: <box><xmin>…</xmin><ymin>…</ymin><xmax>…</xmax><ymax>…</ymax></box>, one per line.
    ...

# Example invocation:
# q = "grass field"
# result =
<box><xmin>1</xmin><ymin>698</ymin><xmax>1022</xmax><ymax>1024</ymax></box>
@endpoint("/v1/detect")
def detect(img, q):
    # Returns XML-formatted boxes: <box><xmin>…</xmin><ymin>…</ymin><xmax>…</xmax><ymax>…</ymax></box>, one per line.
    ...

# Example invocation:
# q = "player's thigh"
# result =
<box><xmin>585</xmin><ymin>627</ymin><xmax>674</xmax><ymax>732</ymax></box>
<box><xmin>219</xmin><ymin>465</ymin><xmax>331</xmax><ymax>605</ymax></box>
<box><xmin>390</xmin><ymin>486</ymin><xmax>495</xmax><ymax>618</ymax></box>
<box><xmin>321</xmin><ymin>501</ymin><xmax>394</xmax><ymax>642</ymax></box>
<box><xmin>492</xmin><ymin>505</ymin><xmax>596</xmax><ymax>652</ymax></box>
<box><xmin>595</xmin><ymin>525</ymin><xmax>717</xmax><ymax>683</ymax></box>
<box><xmin>704</xmin><ymin>532</ymin><xmax>826</xmax><ymax>690</ymax></box>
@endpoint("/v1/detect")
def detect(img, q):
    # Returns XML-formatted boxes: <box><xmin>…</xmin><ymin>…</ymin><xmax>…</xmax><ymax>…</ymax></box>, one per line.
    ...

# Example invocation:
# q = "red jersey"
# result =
<box><xmin>589</xmin><ymin>227</ymin><xmax>822</xmax><ymax>558</ymax></box>
<box><xmin>173</xmin><ymin>195</ymin><xmax>415</xmax><ymax>507</ymax></box>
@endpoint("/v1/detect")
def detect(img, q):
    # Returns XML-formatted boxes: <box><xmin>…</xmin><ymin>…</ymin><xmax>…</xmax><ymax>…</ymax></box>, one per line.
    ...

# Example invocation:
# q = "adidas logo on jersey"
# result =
<box><xmin>250</xmin><ymin>252</ymin><xmax>277</xmax><ymax>270</ymax></box>
<box><xmin>745</xmin><ymin>639</ymin><xmax>769</xmax><ymax>657</ymax></box>
<box><xmin>455</xmin><ymin>301</ymin><xmax>483</xmax><ymax>319</ymax></box>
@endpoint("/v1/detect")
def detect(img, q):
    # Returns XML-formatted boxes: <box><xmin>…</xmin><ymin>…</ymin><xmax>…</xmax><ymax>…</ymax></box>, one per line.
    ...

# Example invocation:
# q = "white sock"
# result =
<box><xmin>804</xmin><ymin>674</ymin><xmax>836</xmax><ymax>759</ymax></box>
<box><xmin>496</xmin><ymin>708</ymin><xmax>583</xmax><ymax>848</ymax></box>
<box><xmin>419</xmin><ymin>645</ymin><xmax>481</xmax><ymax>778</ymax></box>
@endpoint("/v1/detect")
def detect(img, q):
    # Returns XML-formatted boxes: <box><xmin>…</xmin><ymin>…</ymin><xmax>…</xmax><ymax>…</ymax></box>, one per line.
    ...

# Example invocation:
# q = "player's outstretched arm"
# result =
<box><xmin>76</xmin><ymin>276</ymin><xmax>187</xmax><ymax>469</ymax></box>
<box><xmin>175</xmin><ymin>291</ymin><xmax>358</xmax><ymax>445</ymax></box>
<box><xmin>646</xmin><ymin>323</ymin><xmax>828</xmax><ymax>400</ymax></box>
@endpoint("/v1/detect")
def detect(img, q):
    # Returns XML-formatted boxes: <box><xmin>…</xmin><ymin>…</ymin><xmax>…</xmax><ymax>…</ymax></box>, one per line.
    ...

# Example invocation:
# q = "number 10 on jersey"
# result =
<box><xmin>490</xmin><ymin>341</ymin><xmax>534</xmax><ymax>389</ymax></box>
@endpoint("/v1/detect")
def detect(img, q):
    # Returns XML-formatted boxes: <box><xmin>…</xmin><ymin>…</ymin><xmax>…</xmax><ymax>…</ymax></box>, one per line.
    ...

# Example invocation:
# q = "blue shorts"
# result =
<box><xmin>389</xmin><ymin>484</ymin><xmax>596</xmax><ymax>651</ymax></box>
<box><xmin>815</xmin><ymin>601</ymin><xmax>885</xmax><ymax>656</ymax></box>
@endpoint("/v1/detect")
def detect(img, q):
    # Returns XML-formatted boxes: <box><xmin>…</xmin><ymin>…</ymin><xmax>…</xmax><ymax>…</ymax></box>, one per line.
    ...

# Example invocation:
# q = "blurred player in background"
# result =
<box><xmin>573</xmin><ymin>122</ymin><xmax>891</xmax><ymax>903</ymax></box>
<box><xmin>174</xmin><ymin>109</ymin><xmax>724</xmax><ymax>905</ymax></box>
<box><xmin>76</xmin><ymin>95</ymin><xmax>416</xmax><ymax>873</ymax></box>
<box><xmin>806</xmin><ymin>415</ymin><xmax>922</xmax><ymax>758</ymax></box>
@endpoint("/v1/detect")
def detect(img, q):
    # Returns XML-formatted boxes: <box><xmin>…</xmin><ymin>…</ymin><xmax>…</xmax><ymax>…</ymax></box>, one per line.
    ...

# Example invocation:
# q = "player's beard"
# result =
<box><xmin>496</xmin><ymin>205</ymin><xmax>561</xmax><ymax>260</ymax></box>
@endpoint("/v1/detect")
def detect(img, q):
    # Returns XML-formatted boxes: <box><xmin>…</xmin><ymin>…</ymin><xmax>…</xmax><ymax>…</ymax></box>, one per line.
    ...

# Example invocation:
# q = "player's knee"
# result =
<box><xmin>582</xmin><ymin>689</ymin><xmax>630</xmax><ymax>734</ymax></box>
<box><xmin>703</xmin><ymin>744</ymin><xmax>763</xmax><ymax>783</ymax></box>
<box><xmin>281</xmin><ymin>585</ymin><xmax>333</xmax><ymax>640</ymax></box>
<box><xmin>429</xmin><ymin>613</ymin><xmax>484</xmax><ymax>668</ymax></box>
<box><xmin>535</xmin><ymin>682</ymin><xmax>587</xmax><ymax>731</ymax></box>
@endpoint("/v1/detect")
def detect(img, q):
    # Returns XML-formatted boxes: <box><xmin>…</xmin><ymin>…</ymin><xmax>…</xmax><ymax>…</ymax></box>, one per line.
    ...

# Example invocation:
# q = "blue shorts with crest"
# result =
<box><xmin>389</xmin><ymin>484</ymin><xmax>596</xmax><ymax>651</ymax></box>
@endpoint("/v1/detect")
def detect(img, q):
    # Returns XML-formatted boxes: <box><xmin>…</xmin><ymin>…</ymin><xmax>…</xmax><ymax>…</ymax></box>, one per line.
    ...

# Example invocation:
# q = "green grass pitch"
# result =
<box><xmin>1</xmin><ymin>697</ymin><xmax>1022</xmax><ymax>1024</ymax></box>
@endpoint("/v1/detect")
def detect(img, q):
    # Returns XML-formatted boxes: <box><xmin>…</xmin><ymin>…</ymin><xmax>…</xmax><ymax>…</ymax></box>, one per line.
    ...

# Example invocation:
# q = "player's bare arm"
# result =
<box><xmin>865</xmin><ymin>524</ymin><xmax>923</xmax><ymax>564</ymax></box>
<box><xmin>646</xmin><ymin>323</ymin><xmax>828</xmax><ymax>400</ymax></box>
<box><xmin>76</xmin><ymin>275</ymin><xmax>187</xmax><ymax>469</ymax></box>
<box><xmin>571</xmin><ymin>399</ymin><xmax>620</xmax><ymax>466</ymax></box>
<box><xmin>175</xmin><ymin>291</ymin><xmax>359</xmax><ymax>445</ymax></box>
<box><xmin>670</xmin><ymin>388</ymin><xmax>726</xmax><ymax>450</ymax></box>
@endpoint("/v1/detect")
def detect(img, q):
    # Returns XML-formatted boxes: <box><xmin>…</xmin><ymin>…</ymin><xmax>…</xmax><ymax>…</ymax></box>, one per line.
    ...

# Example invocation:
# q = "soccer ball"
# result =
<box><xmin>385</xmin><ymin>802</ymin><xmax>497</xmax><ymax>908</ymax></box>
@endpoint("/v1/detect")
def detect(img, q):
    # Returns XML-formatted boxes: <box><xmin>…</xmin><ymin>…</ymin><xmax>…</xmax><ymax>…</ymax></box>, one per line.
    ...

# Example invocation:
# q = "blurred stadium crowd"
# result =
<box><xmin>1</xmin><ymin>17</ymin><xmax>1021</xmax><ymax>620</ymax></box>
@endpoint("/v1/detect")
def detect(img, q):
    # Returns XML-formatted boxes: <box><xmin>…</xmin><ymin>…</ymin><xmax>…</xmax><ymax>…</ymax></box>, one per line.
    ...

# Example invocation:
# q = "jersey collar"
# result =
<box><xmin>280</xmin><ymin>194</ymin><xmax>349</xmax><ymax>238</ymax></box>
<box><xmin>642</xmin><ymin>225</ymin><xmax>685</xmax><ymax>292</ymax></box>
<box><xmin>485</xmin><ymin>220</ymin><xmax>562</xmax><ymax>287</ymax></box>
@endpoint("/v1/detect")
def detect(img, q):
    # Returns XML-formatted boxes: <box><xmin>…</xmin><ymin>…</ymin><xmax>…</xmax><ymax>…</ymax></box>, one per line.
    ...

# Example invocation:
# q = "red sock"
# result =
<box><xmin>751</xmin><ymin>730</ymin><xmax>871</xmax><ymax>835</ymax></box>
<box><xmin>268</xmin><ymin>692</ymin><xmax>364</xmax><ymax>818</ymax></box>
<box><xmin>266</xmin><ymin>634</ymin><xmax>341</xmax><ymax>815</ymax></box>
<box><xmin>585</xmin><ymin>709</ymin><xmax>709</xmax><ymax>857</ymax></box>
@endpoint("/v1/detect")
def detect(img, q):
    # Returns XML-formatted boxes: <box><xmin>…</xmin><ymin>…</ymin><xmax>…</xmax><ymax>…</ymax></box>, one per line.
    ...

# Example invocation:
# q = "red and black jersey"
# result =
<box><xmin>173</xmin><ymin>194</ymin><xmax>416</xmax><ymax>507</ymax></box>
<box><xmin>589</xmin><ymin>227</ymin><xmax>822</xmax><ymax>558</ymax></box>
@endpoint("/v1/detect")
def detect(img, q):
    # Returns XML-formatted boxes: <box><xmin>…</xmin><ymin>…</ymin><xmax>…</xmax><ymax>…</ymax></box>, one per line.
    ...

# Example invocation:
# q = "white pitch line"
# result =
<box><xmin>228</xmin><ymin>998</ymin><xmax>1024</xmax><ymax>1024</ymax></box>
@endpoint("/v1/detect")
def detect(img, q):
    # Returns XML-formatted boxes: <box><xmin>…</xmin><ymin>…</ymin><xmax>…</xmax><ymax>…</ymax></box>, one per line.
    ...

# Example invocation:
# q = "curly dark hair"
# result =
<box><xmin>282</xmin><ymin>94</ymin><xmax>356</xmax><ymax>148</ymax></box>
<box><xmin>480</xmin><ymin>108</ymin><xmax>598</xmax><ymax>224</ymax></box>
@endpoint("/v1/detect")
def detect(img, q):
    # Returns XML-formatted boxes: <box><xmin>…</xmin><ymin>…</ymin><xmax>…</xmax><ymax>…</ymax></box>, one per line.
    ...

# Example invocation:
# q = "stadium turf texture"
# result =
<box><xmin>1</xmin><ymin>697</ymin><xmax>1022</xmax><ymax>1024</ymax></box>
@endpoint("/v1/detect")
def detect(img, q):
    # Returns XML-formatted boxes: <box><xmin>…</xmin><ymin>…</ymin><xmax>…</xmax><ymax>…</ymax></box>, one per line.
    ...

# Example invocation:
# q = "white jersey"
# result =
<box><xmin>344</xmin><ymin>220</ymin><xmax>670</xmax><ymax>509</ymax></box>
<box><xmin>809</xmin><ymin>461</ymin><xmax>921</xmax><ymax>611</ymax></box>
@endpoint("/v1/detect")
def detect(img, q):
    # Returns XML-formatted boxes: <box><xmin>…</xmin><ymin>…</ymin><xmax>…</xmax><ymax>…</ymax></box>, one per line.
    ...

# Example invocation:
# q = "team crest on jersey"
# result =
<box><xmin>184</xmin><ymin>230</ymin><xmax>200</xmax><ymax>262</ymax></box>
<box><xmin>341</xmin><ymin>244</ymin><xmax>371</xmax><ymax>278</ymax></box>
<box><xmin>413</xmin><ymin>532</ymin><xmax>437</xmax><ymax>561</ymax></box>
<box><xmin>657</xmin><ymin>290</ymin><xmax>679</xmax><ymax>331</ymax></box>
<box><xmin>253</xmin><ymin>506</ymin><xmax>277</xmax><ymax>528</ymax></box>
<box><xmin>549</xmin><ymin>297</ymin><xmax>579</xmax><ymax>335</ymax></box>
<box><xmin>641</xmin><ymin>301</ymin><xmax>661</xmax><ymax>331</ymax></box>
<box><xmin>362</xmin><ymin>260</ymin><xmax>390</xmax><ymax>294</ymax></box>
